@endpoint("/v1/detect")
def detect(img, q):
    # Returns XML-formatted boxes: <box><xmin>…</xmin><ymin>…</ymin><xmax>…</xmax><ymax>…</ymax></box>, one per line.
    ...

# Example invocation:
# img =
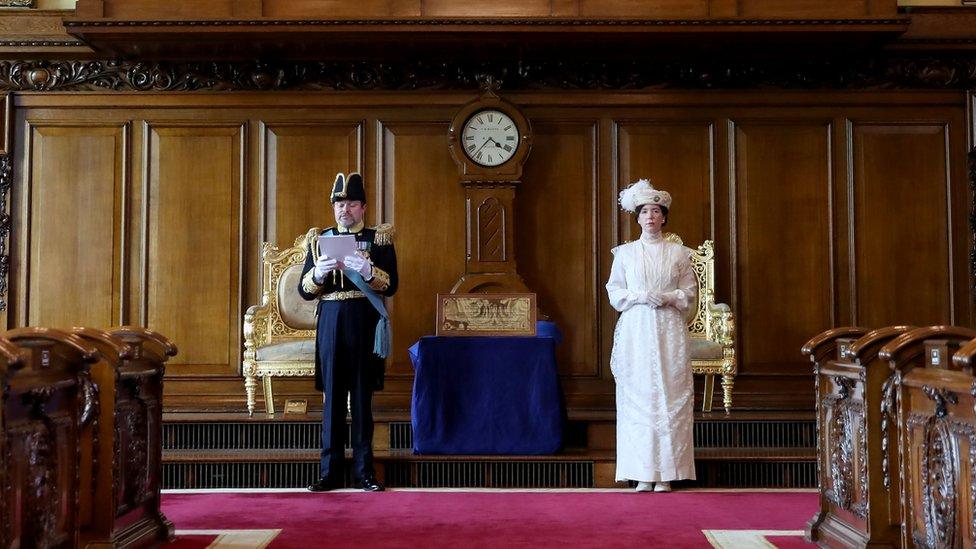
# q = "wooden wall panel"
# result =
<box><xmin>736</xmin><ymin>0</ymin><xmax>870</xmax><ymax>17</ymax></box>
<box><xmin>578</xmin><ymin>0</ymin><xmax>708</xmax><ymax>17</ymax></box>
<box><xmin>381</xmin><ymin>122</ymin><xmax>465</xmax><ymax>376</ymax></box>
<box><xmin>617</xmin><ymin>121</ymin><xmax>713</xmax><ymax>246</ymax></box>
<box><xmin>519</xmin><ymin>122</ymin><xmax>598</xmax><ymax>377</ymax></box>
<box><xmin>734</xmin><ymin>122</ymin><xmax>833</xmax><ymax>374</ymax></box>
<box><xmin>9</xmin><ymin>93</ymin><xmax>970</xmax><ymax>414</ymax></box>
<box><xmin>424</xmin><ymin>0</ymin><xmax>552</xmax><ymax>16</ymax></box>
<box><xmin>103</xmin><ymin>0</ymin><xmax>238</xmax><ymax>18</ymax></box>
<box><xmin>144</xmin><ymin>124</ymin><xmax>243</xmax><ymax>376</ymax></box>
<box><xmin>263</xmin><ymin>122</ymin><xmax>361</xmax><ymax>246</ymax></box>
<box><xmin>263</xmin><ymin>0</ymin><xmax>421</xmax><ymax>18</ymax></box>
<box><xmin>852</xmin><ymin>123</ymin><xmax>952</xmax><ymax>327</ymax></box>
<box><xmin>26</xmin><ymin>124</ymin><xmax>126</xmax><ymax>329</ymax></box>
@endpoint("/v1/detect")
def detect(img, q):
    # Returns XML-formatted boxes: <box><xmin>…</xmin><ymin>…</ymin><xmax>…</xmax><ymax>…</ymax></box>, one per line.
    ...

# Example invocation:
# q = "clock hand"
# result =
<box><xmin>473</xmin><ymin>137</ymin><xmax>492</xmax><ymax>156</ymax></box>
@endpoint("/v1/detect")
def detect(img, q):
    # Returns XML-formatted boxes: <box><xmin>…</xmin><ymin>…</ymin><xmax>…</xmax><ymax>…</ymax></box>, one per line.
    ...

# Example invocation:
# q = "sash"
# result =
<box><xmin>344</xmin><ymin>269</ymin><xmax>391</xmax><ymax>359</ymax></box>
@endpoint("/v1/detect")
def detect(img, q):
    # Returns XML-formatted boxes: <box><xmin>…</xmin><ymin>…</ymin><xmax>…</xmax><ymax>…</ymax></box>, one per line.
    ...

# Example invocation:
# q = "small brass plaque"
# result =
<box><xmin>436</xmin><ymin>293</ymin><xmax>536</xmax><ymax>337</ymax></box>
<box><xmin>283</xmin><ymin>399</ymin><xmax>308</xmax><ymax>415</ymax></box>
<box><xmin>924</xmin><ymin>339</ymin><xmax>963</xmax><ymax>370</ymax></box>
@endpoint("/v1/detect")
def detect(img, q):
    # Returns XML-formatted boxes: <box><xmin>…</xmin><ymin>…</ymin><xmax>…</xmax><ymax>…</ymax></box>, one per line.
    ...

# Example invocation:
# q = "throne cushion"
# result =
<box><xmin>276</xmin><ymin>264</ymin><xmax>317</xmax><ymax>330</ymax></box>
<box><xmin>690</xmin><ymin>337</ymin><xmax>725</xmax><ymax>361</ymax></box>
<box><xmin>256</xmin><ymin>339</ymin><xmax>316</xmax><ymax>362</ymax></box>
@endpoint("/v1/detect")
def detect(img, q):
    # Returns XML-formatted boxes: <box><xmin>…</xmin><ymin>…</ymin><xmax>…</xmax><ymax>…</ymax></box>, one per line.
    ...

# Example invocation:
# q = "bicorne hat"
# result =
<box><xmin>330</xmin><ymin>172</ymin><xmax>367</xmax><ymax>204</ymax></box>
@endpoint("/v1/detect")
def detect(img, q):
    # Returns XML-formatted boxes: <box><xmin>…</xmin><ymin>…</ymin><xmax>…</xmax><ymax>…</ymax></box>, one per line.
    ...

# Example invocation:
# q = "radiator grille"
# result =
<box><xmin>694</xmin><ymin>421</ymin><xmax>815</xmax><ymax>448</ymax></box>
<box><xmin>160</xmin><ymin>419</ymin><xmax>815</xmax><ymax>489</ymax></box>
<box><xmin>164</xmin><ymin>422</ymin><xmax>322</xmax><ymax>450</ymax></box>
<box><xmin>385</xmin><ymin>461</ymin><xmax>593</xmax><ymax>488</ymax></box>
<box><xmin>163</xmin><ymin>460</ymin><xmax>813</xmax><ymax>489</ymax></box>
<box><xmin>164</xmin><ymin>422</ymin><xmax>413</xmax><ymax>451</ymax></box>
<box><xmin>695</xmin><ymin>460</ymin><xmax>816</xmax><ymax>488</ymax></box>
<box><xmin>163</xmin><ymin>420</ymin><xmax>814</xmax><ymax>451</ymax></box>
<box><xmin>163</xmin><ymin>461</ymin><xmax>320</xmax><ymax>489</ymax></box>
<box><xmin>390</xmin><ymin>422</ymin><xmax>413</xmax><ymax>450</ymax></box>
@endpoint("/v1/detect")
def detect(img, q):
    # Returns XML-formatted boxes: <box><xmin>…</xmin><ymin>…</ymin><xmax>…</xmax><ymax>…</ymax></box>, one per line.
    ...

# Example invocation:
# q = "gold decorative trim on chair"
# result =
<box><xmin>243</xmin><ymin>229</ymin><xmax>320</xmax><ymax>416</ymax></box>
<box><xmin>666</xmin><ymin>233</ymin><xmax>737</xmax><ymax>413</ymax></box>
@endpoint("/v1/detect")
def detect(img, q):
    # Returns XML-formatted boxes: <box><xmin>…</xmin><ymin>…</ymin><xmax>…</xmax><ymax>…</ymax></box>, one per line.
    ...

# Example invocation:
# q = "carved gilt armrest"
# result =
<box><xmin>243</xmin><ymin>296</ymin><xmax>271</xmax><ymax>416</ymax></box>
<box><xmin>706</xmin><ymin>293</ymin><xmax>736</xmax><ymax>413</ymax></box>
<box><xmin>707</xmin><ymin>300</ymin><xmax>735</xmax><ymax>350</ymax></box>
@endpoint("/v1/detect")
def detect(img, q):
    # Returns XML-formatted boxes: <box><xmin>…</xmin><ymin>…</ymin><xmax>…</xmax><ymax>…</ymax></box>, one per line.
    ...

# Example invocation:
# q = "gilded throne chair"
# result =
<box><xmin>242</xmin><ymin>229</ymin><xmax>320</xmax><ymax>416</ymax></box>
<box><xmin>666</xmin><ymin>234</ymin><xmax>737</xmax><ymax>413</ymax></box>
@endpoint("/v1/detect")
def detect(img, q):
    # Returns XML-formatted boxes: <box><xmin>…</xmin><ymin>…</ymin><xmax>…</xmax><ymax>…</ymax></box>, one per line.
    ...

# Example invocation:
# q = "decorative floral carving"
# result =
<box><xmin>853</xmin><ymin>400</ymin><xmax>868</xmax><ymax>519</ymax></box>
<box><xmin>79</xmin><ymin>375</ymin><xmax>99</xmax><ymax>427</ymax></box>
<box><xmin>823</xmin><ymin>376</ymin><xmax>867</xmax><ymax>517</ymax></box>
<box><xmin>917</xmin><ymin>419</ymin><xmax>957</xmax><ymax>549</ymax></box>
<box><xmin>0</xmin><ymin>56</ymin><xmax>973</xmax><ymax>92</ymax></box>
<box><xmin>0</xmin><ymin>154</ymin><xmax>10</xmax><ymax>312</ymax></box>
<box><xmin>24</xmin><ymin>421</ymin><xmax>60</xmax><ymax>547</ymax></box>
<box><xmin>880</xmin><ymin>372</ymin><xmax>899</xmax><ymax>490</ymax></box>
<box><xmin>116</xmin><ymin>381</ymin><xmax>150</xmax><ymax>514</ymax></box>
<box><xmin>922</xmin><ymin>385</ymin><xmax>958</xmax><ymax>418</ymax></box>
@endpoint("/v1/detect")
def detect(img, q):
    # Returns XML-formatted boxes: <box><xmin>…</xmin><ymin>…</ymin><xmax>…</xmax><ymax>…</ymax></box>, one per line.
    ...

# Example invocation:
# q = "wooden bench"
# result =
<box><xmin>803</xmin><ymin>325</ymin><xmax>911</xmax><ymax>548</ymax></box>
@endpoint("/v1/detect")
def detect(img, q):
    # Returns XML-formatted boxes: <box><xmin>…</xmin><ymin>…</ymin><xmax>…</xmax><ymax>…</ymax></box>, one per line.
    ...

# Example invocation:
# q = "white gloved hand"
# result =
<box><xmin>343</xmin><ymin>254</ymin><xmax>373</xmax><ymax>279</ymax></box>
<box><xmin>636</xmin><ymin>291</ymin><xmax>663</xmax><ymax>307</ymax></box>
<box><xmin>645</xmin><ymin>291</ymin><xmax>664</xmax><ymax>307</ymax></box>
<box><xmin>659</xmin><ymin>291</ymin><xmax>679</xmax><ymax>307</ymax></box>
<box><xmin>313</xmin><ymin>256</ymin><xmax>338</xmax><ymax>282</ymax></box>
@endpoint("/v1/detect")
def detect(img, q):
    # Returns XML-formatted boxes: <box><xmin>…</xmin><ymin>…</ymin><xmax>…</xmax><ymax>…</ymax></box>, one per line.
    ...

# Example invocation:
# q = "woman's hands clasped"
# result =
<box><xmin>638</xmin><ymin>290</ymin><xmax>680</xmax><ymax>308</ymax></box>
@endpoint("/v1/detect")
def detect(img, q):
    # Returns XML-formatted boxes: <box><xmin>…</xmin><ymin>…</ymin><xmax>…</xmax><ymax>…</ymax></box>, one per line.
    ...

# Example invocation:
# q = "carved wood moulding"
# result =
<box><xmin>63</xmin><ymin>18</ymin><xmax>909</xmax><ymax>28</ymax></box>
<box><xmin>0</xmin><ymin>56</ymin><xmax>974</xmax><ymax>92</ymax></box>
<box><xmin>969</xmin><ymin>147</ymin><xmax>976</xmax><ymax>295</ymax></box>
<box><xmin>0</xmin><ymin>154</ymin><xmax>9</xmax><ymax>312</ymax></box>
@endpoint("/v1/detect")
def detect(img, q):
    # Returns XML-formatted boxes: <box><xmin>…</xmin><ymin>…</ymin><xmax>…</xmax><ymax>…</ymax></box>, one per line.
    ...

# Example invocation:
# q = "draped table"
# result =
<box><xmin>408</xmin><ymin>322</ymin><xmax>563</xmax><ymax>454</ymax></box>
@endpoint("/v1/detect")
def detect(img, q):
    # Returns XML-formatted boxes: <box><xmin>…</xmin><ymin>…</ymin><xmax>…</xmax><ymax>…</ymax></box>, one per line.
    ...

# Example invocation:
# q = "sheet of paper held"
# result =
<box><xmin>318</xmin><ymin>234</ymin><xmax>357</xmax><ymax>267</ymax></box>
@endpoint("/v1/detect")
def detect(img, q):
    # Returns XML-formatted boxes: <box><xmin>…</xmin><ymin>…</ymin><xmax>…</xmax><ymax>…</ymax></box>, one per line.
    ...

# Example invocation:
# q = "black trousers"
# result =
<box><xmin>319</xmin><ymin>299</ymin><xmax>376</xmax><ymax>481</ymax></box>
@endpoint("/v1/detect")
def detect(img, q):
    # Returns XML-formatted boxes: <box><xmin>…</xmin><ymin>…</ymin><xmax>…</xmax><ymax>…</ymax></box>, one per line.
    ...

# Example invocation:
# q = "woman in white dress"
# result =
<box><xmin>606</xmin><ymin>179</ymin><xmax>697</xmax><ymax>493</ymax></box>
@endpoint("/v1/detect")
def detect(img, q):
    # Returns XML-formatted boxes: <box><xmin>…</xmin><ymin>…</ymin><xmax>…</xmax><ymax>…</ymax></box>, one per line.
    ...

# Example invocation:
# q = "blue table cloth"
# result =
<box><xmin>408</xmin><ymin>322</ymin><xmax>563</xmax><ymax>455</ymax></box>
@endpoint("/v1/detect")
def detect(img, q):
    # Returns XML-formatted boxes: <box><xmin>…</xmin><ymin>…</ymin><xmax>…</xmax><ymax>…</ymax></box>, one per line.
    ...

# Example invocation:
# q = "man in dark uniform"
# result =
<box><xmin>299</xmin><ymin>172</ymin><xmax>398</xmax><ymax>492</ymax></box>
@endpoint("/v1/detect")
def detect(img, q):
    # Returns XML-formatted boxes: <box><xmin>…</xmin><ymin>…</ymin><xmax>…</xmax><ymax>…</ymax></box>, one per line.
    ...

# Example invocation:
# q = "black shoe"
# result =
<box><xmin>359</xmin><ymin>477</ymin><xmax>384</xmax><ymax>492</ymax></box>
<box><xmin>307</xmin><ymin>477</ymin><xmax>341</xmax><ymax>492</ymax></box>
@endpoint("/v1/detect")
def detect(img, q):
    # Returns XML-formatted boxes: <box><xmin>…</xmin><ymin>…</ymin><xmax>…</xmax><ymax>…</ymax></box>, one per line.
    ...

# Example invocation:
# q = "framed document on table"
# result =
<box><xmin>436</xmin><ymin>293</ymin><xmax>536</xmax><ymax>337</ymax></box>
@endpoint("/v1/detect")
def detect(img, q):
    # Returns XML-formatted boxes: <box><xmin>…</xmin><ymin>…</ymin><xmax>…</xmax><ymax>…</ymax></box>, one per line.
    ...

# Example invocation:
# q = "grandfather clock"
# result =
<box><xmin>447</xmin><ymin>80</ymin><xmax>533</xmax><ymax>294</ymax></box>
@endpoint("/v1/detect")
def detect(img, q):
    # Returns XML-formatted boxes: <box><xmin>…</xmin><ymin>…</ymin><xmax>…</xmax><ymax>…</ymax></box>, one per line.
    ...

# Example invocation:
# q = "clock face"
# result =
<box><xmin>461</xmin><ymin>109</ymin><xmax>520</xmax><ymax>167</ymax></box>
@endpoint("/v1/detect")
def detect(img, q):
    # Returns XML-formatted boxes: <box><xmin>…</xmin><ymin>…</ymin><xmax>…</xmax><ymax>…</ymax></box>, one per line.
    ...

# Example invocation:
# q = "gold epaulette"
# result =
<box><xmin>374</xmin><ymin>223</ymin><xmax>395</xmax><ymax>246</ymax></box>
<box><xmin>304</xmin><ymin>227</ymin><xmax>323</xmax><ymax>258</ymax></box>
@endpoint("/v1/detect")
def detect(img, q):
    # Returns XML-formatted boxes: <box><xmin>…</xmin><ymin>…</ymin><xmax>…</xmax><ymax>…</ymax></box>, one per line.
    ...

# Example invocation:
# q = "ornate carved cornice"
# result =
<box><xmin>63</xmin><ymin>18</ymin><xmax>909</xmax><ymax>29</ymax></box>
<box><xmin>0</xmin><ymin>56</ymin><xmax>974</xmax><ymax>92</ymax></box>
<box><xmin>0</xmin><ymin>40</ymin><xmax>86</xmax><ymax>48</ymax></box>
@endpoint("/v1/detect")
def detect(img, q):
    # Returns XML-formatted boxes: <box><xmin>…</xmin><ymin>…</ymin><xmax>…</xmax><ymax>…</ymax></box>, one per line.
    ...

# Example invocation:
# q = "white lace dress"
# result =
<box><xmin>606</xmin><ymin>234</ymin><xmax>697</xmax><ymax>483</ymax></box>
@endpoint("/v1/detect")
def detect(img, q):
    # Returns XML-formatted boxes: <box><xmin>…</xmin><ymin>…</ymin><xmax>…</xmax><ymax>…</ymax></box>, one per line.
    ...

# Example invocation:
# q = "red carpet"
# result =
<box><xmin>161</xmin><ymin>490</ymin><xmax>818</xmax><ymax>548</ymax></box>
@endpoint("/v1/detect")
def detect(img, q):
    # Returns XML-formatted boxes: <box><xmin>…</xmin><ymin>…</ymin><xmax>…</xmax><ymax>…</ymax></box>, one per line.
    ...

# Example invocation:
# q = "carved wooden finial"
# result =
<box><xmin>476</xmin><ymin>74</ymin><xmax>502</xmax><ymax>94</ymax></box>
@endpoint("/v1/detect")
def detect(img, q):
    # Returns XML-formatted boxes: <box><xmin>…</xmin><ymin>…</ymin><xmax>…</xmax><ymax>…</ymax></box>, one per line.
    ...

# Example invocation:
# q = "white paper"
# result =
<box><xmin>318</xmin><ymin>234</ymin><xmax>356</xmax><ymax>266</ymax></box>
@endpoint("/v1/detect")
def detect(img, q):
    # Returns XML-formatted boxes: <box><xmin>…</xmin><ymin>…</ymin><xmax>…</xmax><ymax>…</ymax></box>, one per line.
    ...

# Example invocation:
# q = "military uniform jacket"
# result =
<box><xmin>297</xmin><ymin>223</ymin><xmax>398</xmax><ymax>391</ymax></box>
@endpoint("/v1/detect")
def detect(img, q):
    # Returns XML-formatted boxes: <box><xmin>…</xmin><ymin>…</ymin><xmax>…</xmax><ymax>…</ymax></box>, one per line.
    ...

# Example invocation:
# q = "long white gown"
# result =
<box><xmin>606</xmin><ymin>233</ymin><xmax>697</xmax><ymax>483</ymax></box>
